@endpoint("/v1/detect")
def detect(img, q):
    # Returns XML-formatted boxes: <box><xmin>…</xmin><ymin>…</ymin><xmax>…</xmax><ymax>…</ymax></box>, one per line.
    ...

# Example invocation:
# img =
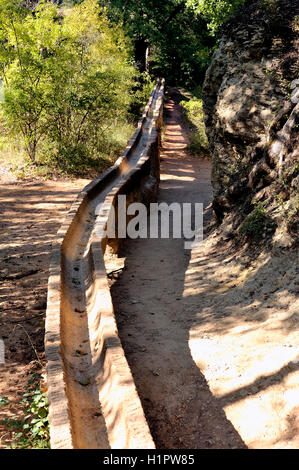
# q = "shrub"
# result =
<box><xmin>181</xmin><ymin>95</ymin><xmax>209</xmax><ymax>155</ymax></box>
<box><xmin>0</xmin><ymin>0</ymin><xmax>136</xmax><ymax>172</ymax></box>
<box><xmin>239</xmin><ymin>203</ymin><xmax>267</xmax><ymax>237</ymax></box>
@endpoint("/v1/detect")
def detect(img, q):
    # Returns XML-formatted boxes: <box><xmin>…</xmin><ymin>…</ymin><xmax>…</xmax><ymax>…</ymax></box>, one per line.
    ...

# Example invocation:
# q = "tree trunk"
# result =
<box><xmin>27</xmin><ymin>139</ymin><xmax>37</xmax><ymax>162</ymax></box>
<box><xmin>134</xmin><ymin>39</ymin><xmax>149</xmax><ymax>73</ymax></box>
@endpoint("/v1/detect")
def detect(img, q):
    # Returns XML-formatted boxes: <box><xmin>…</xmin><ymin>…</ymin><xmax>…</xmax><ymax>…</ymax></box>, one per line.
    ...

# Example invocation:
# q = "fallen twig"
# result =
<box><xmin>107</xmin><ymin>268</ymin><xmax>124</xmax><ymax>279</ymax></box>
<box><xmin>0</xmin><ymin>269</ymin><xmax>39</xmax><ymax>281</ymax></box>
<box><xmin>0</xmin><ymin>312</ymin><xmax>44</xmax><ymax>325</ymax></box>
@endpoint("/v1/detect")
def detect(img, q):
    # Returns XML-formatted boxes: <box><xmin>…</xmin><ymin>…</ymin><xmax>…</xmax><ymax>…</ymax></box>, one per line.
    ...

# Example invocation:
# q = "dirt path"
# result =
<box><xmin>110</xmin><ymin>89</ymin><xmax>247</xmax><ymax>448</ymax></box>
<box><xmin>111</xmin><ymin>88</ymin><xmax>299</xmax><ymax>449</ymax></box>
<box><xmin>1</xmin><ymin>89</ymin><xmax>297</xmax><ymax>449</ymax></box>
<box><xmin>0</xmin><ymin>177</ymin><xmax>89</xmax><ymax>447</ymax></box>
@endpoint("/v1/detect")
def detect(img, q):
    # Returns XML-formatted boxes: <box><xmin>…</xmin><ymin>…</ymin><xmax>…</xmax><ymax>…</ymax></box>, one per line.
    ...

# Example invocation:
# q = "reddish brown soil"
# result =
<box><xmin>0</xmin><ymin>177</ymin><xmax>89</xmax><ymax>447</ymax></box>
<box><xmin>109</xmin><ymin>88</ymin><xmax>299</xmax><ymax>449</ymax></box>
<box><xmin>0</xmin><ymin>87</ymin><xmax>298</xmax><ymax>450</ymax></box>
<box><xmin>110</xmin><ymin>89</ymin><xmax>246</xmax><ymax>448</ymax></box>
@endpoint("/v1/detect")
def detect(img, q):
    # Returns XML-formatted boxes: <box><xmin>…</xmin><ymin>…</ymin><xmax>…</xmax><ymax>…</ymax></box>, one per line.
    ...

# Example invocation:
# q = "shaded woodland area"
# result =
<box><xmin>0</xmin><ymin>0</ymin><xmax>244</xmax><ymax>176</ymax></box>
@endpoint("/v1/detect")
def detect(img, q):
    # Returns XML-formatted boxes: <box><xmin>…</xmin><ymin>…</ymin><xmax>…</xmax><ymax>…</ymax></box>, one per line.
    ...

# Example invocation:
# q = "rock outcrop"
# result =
<box><xmin>202</xmin><ymin>0</ymin><xmax>298</xmax><ymax>243</ymax></box>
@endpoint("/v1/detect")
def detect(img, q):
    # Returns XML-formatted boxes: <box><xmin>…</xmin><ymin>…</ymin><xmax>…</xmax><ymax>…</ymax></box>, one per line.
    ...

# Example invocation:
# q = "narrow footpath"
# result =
<box><xmin>110</xmin><ymin>89</ymin><xmax>247</xmax><ymax>448</ymax></box>
<box><xmin>111</xmin><ymin>88</ymin><xmax>299</xmax><ymax>449</ymax></box>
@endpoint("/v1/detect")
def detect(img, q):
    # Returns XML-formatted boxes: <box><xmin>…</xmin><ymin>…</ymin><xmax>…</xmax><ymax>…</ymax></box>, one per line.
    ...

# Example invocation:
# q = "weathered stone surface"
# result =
<box><xmin>202</xmin><ymin>0</ymin><xmax>298</xmax><ymax>222</ymax></box>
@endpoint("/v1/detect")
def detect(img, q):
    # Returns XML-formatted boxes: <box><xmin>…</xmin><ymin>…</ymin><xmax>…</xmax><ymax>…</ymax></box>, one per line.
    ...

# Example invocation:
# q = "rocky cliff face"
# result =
<box><xmin>202</xmin><ymin>0</ymin><xmax>298</xmax><ymax>245</ymax></box>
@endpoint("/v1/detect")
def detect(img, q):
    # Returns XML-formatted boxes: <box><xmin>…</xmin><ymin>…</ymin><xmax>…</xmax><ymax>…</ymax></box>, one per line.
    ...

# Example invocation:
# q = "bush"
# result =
<box><xmin>0</xmin><ymin>0</ymin><xmax>137</xmax><ymax>172</ymax></box>
<box><xmin>181</xmin><ymin>94</ymin><xmax>209</xmax><ymax>155</ymax></box>
<box><xmin>239</xmin><ymin>203</ymin><xmax>267</xmax><ymax>237</ymax></box>
<box><xmin>129</xmin><ymin>72</ymin><xmax>155</xmax><ymax>122</ymax></box>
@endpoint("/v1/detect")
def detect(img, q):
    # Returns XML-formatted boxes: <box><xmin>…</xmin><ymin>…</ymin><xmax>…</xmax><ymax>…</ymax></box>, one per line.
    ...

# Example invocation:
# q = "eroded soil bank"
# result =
<box><xmin>110</xmin><ymin>89</ymin><xmax>299</xmax><ymax>449</ymax></box>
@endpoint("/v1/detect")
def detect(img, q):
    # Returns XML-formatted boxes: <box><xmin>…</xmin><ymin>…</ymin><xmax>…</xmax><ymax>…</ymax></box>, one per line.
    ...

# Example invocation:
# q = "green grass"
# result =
<box><xmin>1</xmin><ymin>373</ymin><xmax>50</xmax><ymax>449</ymax></box>
<box><xmin>180</xmin><ymin>89</ymin><xmax>210</xmax><ymax>157</ymax></box>
<box><xmin>0</xmin><ymin>137</ymin><xmax>27</xmax><ymax>175</ymax></box>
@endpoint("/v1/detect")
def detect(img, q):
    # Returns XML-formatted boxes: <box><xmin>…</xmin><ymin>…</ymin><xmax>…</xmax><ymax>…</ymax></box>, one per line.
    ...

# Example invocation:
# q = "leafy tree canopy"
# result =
<box><xmin>186</xmin><ymin>0</ymin><xmax>245</xmax><ymax>34</ymax></box>
<box><xmin>0</xmin><ymin>0</ymin><xmax>136</xmax><ymax>170</ymax></box>
<box><xmin>25</xmin><ymin>1</ymin><xmax>248</xmax><ymax>87</ymax></box>
<box><xmin>101</xmin><ymin>0</ymin><xmax>216</xmax><ymax>87</ymax></box>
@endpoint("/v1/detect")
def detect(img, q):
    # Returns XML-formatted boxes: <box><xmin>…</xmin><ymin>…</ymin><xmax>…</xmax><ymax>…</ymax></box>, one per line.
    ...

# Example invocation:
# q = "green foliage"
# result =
<box><xmin>263</xmin><ymin>0</ymin><xmax>280</xmax><ymax>13</ymax></box>
<box><xmin>0</xmin><ymin>396</ymin><xmax>9</xmax><ymax>406</ymax></box>
<box><xmin>129</xmin><ymin>72</ymin><xmax>155</xmax><ymax>121</ymax></box>
<box><xmin>0</xmin><ymin>0</ymin><xmax>137</xmax><ymax>172</ymax></box>
<box><xmin>1</xmin><ymin>373</ymin><xmax>50</xmax><ymax>449</ymax></box>
<box><xmin>181</xmin><ymin>92</ymin><xmax>209</xmax><ymax>155</ymax></box>
<box><xmin>239</xmin><ymin>202</ymin><xmax>267</xmax><ymax>238</ymax></box>
<box><xmin>103</xmin><ymin>0</ymin><xmax>215</xmax><ymax>88</ymax></box>
<box><xmin>186</xmin><ymin>0</ymin><xmax>245</xmax><ymax>34</ymax></box>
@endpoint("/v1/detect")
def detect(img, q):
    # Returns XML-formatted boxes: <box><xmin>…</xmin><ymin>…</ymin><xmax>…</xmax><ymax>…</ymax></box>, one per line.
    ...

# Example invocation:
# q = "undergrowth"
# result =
<box><xmin>0</xmin><ymin>373</ymin><xmax>50</xmax><ymax>449</ymax></box>
<box><xmin>0</xmin><ymin>120</ymin><xmax>135</xmax><ymax>179</ymax></box>
<box><xmin>180</xmin><ymin>89</ymin><xmax>210</xmax><ymax>156</ymax></box>
<box><xmin>238</xmin><ymin>202</ymin><xmax>267</xmax><ymax>237</ymax></box>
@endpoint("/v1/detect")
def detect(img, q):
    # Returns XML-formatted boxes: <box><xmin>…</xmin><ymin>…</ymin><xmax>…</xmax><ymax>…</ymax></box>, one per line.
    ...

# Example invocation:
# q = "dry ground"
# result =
<box><xmin>109</xmin><ymin>89</ymin><xmax>299</xmax><ymax>449</ymax></box>
<box><xmin>0</xmin><ymin>175</ymin><xmax>89</xmax><ymax>447</ymax></box>
<box><xmin>0</xmin><ymin>88</ymin><xmax>298</xmax><ymax>449</ymax></box>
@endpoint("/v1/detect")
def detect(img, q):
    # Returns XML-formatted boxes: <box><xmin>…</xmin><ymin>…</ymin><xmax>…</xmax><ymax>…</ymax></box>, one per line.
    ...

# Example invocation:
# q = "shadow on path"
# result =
<box><xmin>110</xmin><ymin>89</ymin><xmax>247</xmax><ymax>449</ymax></box>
